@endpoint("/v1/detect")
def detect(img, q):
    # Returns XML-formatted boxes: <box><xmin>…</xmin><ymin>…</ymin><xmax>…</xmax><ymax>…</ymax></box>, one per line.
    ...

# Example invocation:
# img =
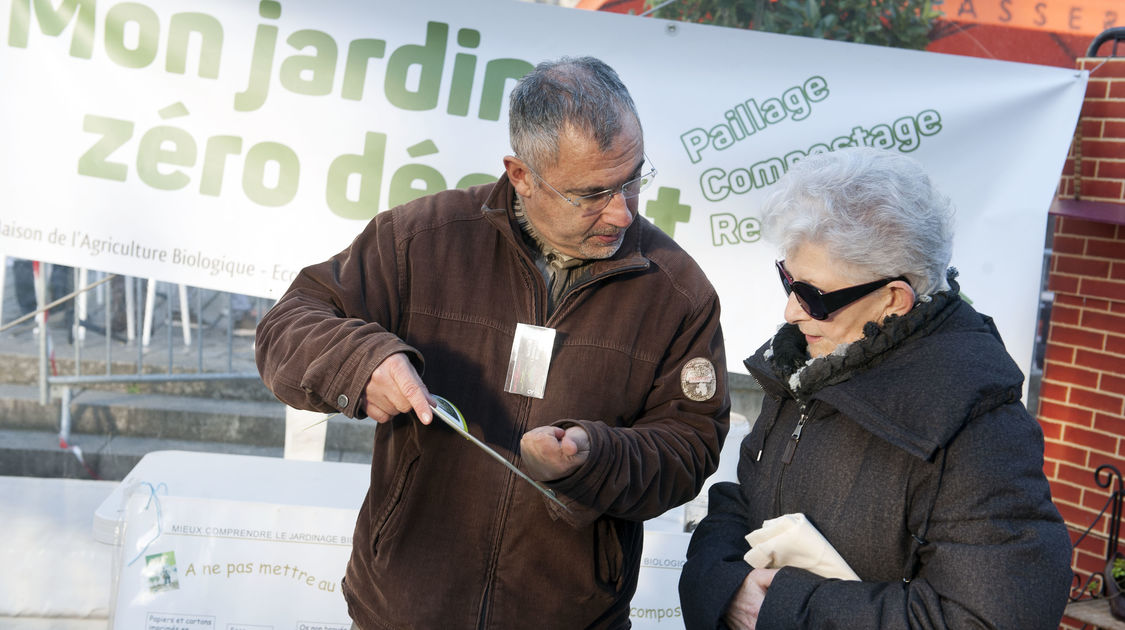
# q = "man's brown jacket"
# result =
<box><xmin>256</xmin><ymin>175</ymin><xmax>730</xmax><ymax>629</ymax></box>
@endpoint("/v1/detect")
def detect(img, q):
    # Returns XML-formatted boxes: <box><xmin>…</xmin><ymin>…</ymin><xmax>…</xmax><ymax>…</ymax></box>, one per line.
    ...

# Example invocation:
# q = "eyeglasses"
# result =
<box><xmin>776</xmin><ymin>260</ymin><xmax>907</xmax><ymax>321</ymax></box>
<box><xmin>521</xmin><ymin>155</ymin><xmax>656</xmax><ymax>215</ymax></box>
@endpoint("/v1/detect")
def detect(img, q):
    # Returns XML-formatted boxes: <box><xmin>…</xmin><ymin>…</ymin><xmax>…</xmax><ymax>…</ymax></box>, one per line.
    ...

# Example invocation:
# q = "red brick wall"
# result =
<box><xmin>1044</xmin><ymin>56</ymin><xmax>1125</xmax><ymax>630</ymax></box>
<box><xmin>1058</xmin><ymin>57</ymin><xmax>1125</xmax><ymax>202</ymax></box>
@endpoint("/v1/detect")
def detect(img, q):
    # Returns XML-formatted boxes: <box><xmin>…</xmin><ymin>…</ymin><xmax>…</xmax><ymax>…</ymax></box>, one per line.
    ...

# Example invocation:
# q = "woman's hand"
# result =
<box><xmin>724</xmin><ymin>568</ymin><xmax>779</xmax><ymax>630</ymax></box>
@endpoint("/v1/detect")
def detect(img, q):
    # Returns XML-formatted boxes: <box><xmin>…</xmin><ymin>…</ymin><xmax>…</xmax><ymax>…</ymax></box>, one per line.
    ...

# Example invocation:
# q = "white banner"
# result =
<box><xmin>632</xmin><ymin>530</ymin><xmax>691</xmax><ymax>629</ymax></box>
<box><xmin>0</xmin><ymin>0</ymin><xmax>1086</xmax><ymax>374</ymax></box>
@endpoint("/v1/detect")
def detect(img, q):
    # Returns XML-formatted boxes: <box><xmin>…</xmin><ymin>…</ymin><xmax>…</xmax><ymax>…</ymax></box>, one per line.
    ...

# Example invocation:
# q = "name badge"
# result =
<box><xmin>503</xmin><ymin>323</ymin><xmax>556</xmax><ymax>399</ymax></box>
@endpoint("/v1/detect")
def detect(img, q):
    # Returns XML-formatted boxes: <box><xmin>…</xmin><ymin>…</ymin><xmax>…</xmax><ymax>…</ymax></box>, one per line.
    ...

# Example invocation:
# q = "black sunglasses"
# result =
<box><xmin>776</xmin><ymin>260</ymin><xmax>907</xmax><ymax>321</ymax></box>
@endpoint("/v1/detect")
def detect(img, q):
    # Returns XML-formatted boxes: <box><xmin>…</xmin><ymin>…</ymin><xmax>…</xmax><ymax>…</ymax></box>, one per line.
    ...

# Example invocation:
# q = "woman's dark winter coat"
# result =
<box><xmin>679</xmin><ymin>283</ymin><xmax>1072</xmax><ymax>629</ymax></box>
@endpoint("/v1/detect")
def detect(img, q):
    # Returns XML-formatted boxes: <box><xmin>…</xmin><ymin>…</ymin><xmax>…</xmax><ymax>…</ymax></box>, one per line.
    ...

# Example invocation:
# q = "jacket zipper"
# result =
<box><xmin>547</xmin><ymin>261</ymin><xmax>649</xmax><ymax>327</ymax></box>
<box><xmin>781</xmin><ymin>404</ymin><xmax>810</xmax><ymax>465</ymax></box>
<box><xmin>773</xmin><ymin>401</ymin><xmax>812</xmax><ymax>513</ymax></box>
<box><xmin>474</xmin><ymin>208</ymin><xmax>649</xmax><ymax>625</ymax></box>
<box><xmin>478</xmin><ymin>396</ymin><xmax>533</xmax><ymax>628</ymax></box>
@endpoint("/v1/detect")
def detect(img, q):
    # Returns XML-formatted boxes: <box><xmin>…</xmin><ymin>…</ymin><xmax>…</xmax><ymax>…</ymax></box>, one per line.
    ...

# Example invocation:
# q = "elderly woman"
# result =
<box><xmin>679</xmin><ymin>147</ymin><xmax>1072</xmax><ymax>629</ymax></box>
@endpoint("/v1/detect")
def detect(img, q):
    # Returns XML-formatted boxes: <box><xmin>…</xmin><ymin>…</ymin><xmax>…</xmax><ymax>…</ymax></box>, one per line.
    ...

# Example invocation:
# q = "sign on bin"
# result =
<box><xmin>113</xmin><ymin>488</ymin><xmax>354</xmax><ymax>629</ymax></box>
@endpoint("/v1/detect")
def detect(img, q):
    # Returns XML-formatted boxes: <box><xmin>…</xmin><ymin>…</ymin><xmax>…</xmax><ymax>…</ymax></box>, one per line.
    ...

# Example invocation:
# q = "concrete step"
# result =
<box><xmin>0</xmin><ymin>351</ymin><xmax>275</xmax><ymax>401</ymax></box>
<box><xmin>0</xmin><ymin>428</ymin><xmax>279</xmax><ymax>480</ymax></box>
<box><xmin>0</xmin><ymin>428</ymin><xmax>371</xmax><ymax>481</ymax></box>
<box><xmin>0</xmin><ymin>383</ymin><xmax>376</xmax><ymax>480</ymax></box>
<box><xmin>0</xmin><ymin>383</ymin><xmax>287</xmax><ymax>445</ymax></box>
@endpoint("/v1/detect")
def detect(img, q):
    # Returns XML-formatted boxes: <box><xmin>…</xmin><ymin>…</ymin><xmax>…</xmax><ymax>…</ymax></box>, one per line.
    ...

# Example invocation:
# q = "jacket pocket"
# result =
<box><xmin>595</xmin><ymin>517</ymin><xmax>640</xmax><ymax>594</ymax></box>
<box><xmin>370</xmin><ymin>438</ymin><xmax>421</xmax><ymax>556</ymax></box>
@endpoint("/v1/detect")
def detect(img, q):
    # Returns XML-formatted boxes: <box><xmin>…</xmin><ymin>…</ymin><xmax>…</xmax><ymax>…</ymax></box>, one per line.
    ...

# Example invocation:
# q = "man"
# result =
<box><xmin>12</xmin><ymin>259</ymin><xmax>73</xmax><ymax>330</ymax></box>
<box><xmin>256</xmin><ymin>56</ymin><xmax>729</xmax><ymax>629</ymax></box>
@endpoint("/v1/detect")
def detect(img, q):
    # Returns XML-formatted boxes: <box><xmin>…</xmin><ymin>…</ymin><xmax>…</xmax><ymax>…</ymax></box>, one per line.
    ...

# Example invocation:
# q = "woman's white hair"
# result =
<box><xmin>760</xmin><ymin>147</ymin><xmax>955</xmax><ymax>297</ymax></box>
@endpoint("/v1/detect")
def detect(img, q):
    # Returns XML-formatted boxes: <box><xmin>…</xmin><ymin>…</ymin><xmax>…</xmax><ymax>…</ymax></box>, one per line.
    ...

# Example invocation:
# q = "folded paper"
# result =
<box><xmin>744</xmin><ymin>513</ymin><xmax>859</xmax><ymax>581</ymax></box>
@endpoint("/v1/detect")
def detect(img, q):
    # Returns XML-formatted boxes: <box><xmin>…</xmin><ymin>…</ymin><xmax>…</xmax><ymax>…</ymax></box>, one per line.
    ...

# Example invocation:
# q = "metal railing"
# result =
<box><xmin>1</xmin><ymin>260</ymin><xmax>265</xmax><ymax>444</ymax></box>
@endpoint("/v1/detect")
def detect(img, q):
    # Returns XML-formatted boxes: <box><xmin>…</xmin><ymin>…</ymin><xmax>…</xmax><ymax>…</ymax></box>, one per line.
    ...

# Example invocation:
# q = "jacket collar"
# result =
<box><xmin>481</xmin><ymin>173</ymin><xmax>650</xmax><ymax>277</ymax></box>
<box><xmin>745</xmin><ymin>276</ymin><xmax>1026</xmax><ymax>460</ymax></box>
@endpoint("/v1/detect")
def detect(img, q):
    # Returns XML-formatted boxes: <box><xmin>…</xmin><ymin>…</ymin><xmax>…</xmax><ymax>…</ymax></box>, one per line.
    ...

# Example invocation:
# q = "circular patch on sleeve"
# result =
<box><xmin>680</xmin><ymin>357</ymin><xmax>717</xmax><ymax>402</ymax></box>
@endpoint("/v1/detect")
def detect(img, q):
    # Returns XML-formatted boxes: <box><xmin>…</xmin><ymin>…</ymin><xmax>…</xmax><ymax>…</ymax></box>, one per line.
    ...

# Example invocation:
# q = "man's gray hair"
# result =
<box><xmin>509</xmin><ymin>56</ymin><xmax>641</xmax><ymax>169</ymax></box>
<box><xmin>760</xmin><ymin>147</ymin><xmax>955</xmax><ymax>297</ymax></box>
